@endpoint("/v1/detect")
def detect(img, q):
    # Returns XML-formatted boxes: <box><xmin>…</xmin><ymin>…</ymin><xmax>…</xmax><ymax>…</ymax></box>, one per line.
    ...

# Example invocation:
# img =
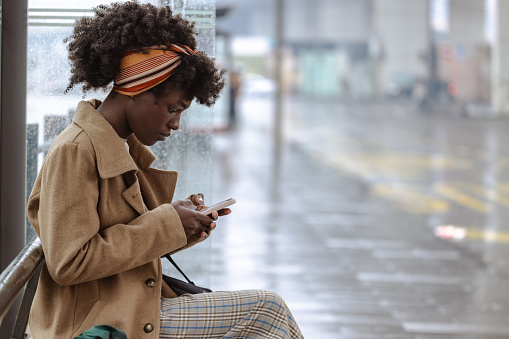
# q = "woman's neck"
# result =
<box><xmin>97</xmin><ymin>92</ymin><xmax>132</xmax><ymax>139</ymax></box>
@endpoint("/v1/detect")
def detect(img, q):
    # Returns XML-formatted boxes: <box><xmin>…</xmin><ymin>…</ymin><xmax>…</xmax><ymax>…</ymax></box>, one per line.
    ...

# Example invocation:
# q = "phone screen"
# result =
<box><xmin>199</xmin><ymin>198</ymin><xmax>236</xmax><ymax>215</ymax></box>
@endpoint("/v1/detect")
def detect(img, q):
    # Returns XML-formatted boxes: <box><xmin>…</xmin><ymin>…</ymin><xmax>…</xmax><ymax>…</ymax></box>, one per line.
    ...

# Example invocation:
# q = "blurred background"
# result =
<box><xmin>213</xmin><ymin>0</ymin><xmax>497</xmax><ymax>122</ymax></box>
<box><xmin>210</xmin><ymin>1</ymin><xmax>509</xmax><ymax>338</ymax></box>
<box><xmin>3</xmin><ymin>0</ymin><xmax>509</xmax><ymax>338</ymax></box>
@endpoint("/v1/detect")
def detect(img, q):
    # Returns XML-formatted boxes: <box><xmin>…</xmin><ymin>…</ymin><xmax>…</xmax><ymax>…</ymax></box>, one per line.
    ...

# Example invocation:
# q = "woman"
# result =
<box><xmin>27</xmin><ymin>2</ymin><xmax>303</xmax><ymax>339</ymax></box>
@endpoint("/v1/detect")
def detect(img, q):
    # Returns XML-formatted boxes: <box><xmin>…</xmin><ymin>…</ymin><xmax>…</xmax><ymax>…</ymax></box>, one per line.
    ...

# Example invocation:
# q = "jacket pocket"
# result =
<box><xmin>71</xmin><ymin>298</ymin><xmax>107</xmax><ymax>338</ymax></box>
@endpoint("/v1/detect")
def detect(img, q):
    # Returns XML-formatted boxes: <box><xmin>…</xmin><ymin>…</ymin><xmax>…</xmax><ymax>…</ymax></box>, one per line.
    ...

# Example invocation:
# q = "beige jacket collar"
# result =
<box><xmin>72</xmin><ymin>99</ymin><xmax>157</xmax><ymax>179</ymax></box>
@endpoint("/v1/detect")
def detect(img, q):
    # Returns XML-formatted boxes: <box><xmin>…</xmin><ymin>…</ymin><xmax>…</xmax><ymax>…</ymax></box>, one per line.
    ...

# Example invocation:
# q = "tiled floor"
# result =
<box><xmin>209</xmin><ymin>96</ymin><xmax>509</xmax><ymax>338</ymax></box>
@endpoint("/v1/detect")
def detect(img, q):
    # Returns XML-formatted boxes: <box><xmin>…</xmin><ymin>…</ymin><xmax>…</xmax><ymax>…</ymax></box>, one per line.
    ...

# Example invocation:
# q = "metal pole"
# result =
<box><xmin>26</xmin><ymin>124</ymin><xmax>38</xmax><ymax>243</ymax></box>
<box><xmin>427</xmin><ymin>0</ymin><xmax>438</xmax><ymax>110</ymax></box>
<box><xmin>0</xmin><ymin>0</ymin><xmax>28</xmax><ymax>337</ymax></box>
<box><xmin>273</xmin><ymin>0</ymin><xmax>284</xmax><ymax>181</ymax></box>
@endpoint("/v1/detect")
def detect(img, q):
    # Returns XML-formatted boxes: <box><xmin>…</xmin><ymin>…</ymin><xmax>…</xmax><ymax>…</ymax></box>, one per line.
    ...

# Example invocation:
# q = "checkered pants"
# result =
<box><xmin>159</xmin><ymin>290</ymin><xmax>304</xmax><ymax>338</ymax></box>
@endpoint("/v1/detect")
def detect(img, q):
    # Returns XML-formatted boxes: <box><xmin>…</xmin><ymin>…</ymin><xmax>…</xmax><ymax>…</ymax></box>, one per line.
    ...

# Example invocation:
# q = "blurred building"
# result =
<box><xmin>216</xmin><ymin>0</ymin><xmax>506</xmax><ymax>114</ymax></box>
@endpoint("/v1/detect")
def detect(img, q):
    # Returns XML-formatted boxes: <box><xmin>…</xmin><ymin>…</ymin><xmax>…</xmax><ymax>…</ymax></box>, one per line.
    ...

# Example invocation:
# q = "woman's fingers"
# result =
<box><xmin>199</xmin><ymin>221</ymin><xmax>216</xmax><ymax>238</ymax></box>
<box><xmin>196</xmin><ymin>209</ymin><xmax>215</xmax><ymax>224</ymax></box>
<box><xmin>175</xmin><ymin>197</ymin><xmax>230</xmax><ymax>238</ymax></box>
<box><xmin>211</xmin><ymin>211</ymin><xmax>219</xmax><ymax>221</ymax></box>
<box><xmin>217</xmin><ymin>208</ymin><xmax>231</xmax><ymax>216</ymax></box>
<box><xmin>189</xmin><ymin>193</ymin><xmax>205</xmax><ymax>206</ymax></box>
<box><xmin>171</xmin><ymin>200</ymin><xmax>213</xmax><ymax>238</ymax></box>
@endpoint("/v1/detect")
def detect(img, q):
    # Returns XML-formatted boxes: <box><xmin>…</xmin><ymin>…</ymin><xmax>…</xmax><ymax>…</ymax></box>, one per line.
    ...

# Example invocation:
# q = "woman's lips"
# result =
<box><xmin>159</xmin><ymin>133</ymin><xmax>170</xmax><ymax>140</ymax></box>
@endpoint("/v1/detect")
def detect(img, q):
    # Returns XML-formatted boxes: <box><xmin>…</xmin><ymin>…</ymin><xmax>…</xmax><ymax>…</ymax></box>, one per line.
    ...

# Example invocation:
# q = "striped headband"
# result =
<box><xmin>113</xmin><ymin>44</ymin><xmax>197</xmax><ymax>96</ymax></box>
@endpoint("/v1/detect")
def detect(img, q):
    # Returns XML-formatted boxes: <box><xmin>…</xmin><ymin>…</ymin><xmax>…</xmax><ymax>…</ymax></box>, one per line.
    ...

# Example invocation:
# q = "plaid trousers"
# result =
<box><xmin>159</xmin><ymin>290</ymin><xmax>304</xmax><ymax>339</ymax></box>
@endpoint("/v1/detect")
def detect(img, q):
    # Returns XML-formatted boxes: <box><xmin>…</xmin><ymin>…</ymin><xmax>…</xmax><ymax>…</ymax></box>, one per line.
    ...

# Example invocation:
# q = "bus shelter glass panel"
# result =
<box><xmin>26</xmin><ymin>0</ymin><xmax>216</xmax><ymax>286</ymax></box>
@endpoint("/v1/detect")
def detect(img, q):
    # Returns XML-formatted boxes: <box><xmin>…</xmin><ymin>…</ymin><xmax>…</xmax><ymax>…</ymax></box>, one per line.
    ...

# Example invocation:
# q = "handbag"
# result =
<box><xmin>162</xmin><ymin>254</ymin><xmax>212</xmax><ymax>296</ymax></box>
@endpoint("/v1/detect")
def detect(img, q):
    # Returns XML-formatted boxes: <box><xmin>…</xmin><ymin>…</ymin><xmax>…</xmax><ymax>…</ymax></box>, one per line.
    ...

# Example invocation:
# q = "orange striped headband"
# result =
<box><xmin>113</xmin><ymin>44</ymin><xmax>197</xmax><ymax>96</ymax></box>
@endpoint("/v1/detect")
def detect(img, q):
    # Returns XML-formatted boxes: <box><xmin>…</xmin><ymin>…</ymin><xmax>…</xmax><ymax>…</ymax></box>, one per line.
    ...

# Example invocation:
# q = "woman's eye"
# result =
<box><xmin>168</xmin><ymin>107</ymin><xmax>177</xmax><ymax>113</ymax></box>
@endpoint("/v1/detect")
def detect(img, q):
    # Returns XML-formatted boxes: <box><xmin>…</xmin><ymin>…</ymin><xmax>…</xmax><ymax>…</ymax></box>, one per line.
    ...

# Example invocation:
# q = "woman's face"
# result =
<box><xmin>126</xmin><ymin>88</ymin><xmax>192</xmax><ymax>146</ymax></box>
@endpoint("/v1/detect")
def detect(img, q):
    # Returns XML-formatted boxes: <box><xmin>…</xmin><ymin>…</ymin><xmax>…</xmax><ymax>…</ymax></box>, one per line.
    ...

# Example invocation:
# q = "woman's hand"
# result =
<box><xmin>189</xmin><ymin>193</ymin><xmax>232</xmax><ymax>218</ymax></box>
<box><xmin>182</xmin><ymin>193</ymin><xmax>233</xmax><ymax>237</ymax></box>
<box><xmin>171</xmin><ymin>199</ymin><xmax>218</xmax><ymax>238</ymax></box>
<box><xmin>189</xmin><ymin>193</ymin><xmax>205</xmax><ymax>206</ymax></box>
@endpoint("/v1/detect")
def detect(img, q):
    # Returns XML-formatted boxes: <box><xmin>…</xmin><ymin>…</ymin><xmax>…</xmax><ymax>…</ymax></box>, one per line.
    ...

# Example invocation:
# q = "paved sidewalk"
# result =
<box><xmin>210</xmin><ymin>96</ymin><xmax>509</xmax><ymax>339</ymax></box>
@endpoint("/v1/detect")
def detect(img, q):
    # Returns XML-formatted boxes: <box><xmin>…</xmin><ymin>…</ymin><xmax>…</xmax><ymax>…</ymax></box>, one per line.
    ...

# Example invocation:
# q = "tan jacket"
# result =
<box><xmin>27</xmin><ymin>100</ymin><xmax>204</xmax><ymax>339</ymax></box>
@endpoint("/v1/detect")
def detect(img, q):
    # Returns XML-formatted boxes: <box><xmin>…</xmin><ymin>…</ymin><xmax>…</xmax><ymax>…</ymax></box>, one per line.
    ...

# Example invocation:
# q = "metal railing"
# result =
<box><xmin>28</xmin><ymin>8</ymin><xmax>215</xmax><ymax>29</ymax></box>
<box><xmin>0</xmin><ymin>238</ymin><xmax>43</xmax><ymax>330</ymax></box>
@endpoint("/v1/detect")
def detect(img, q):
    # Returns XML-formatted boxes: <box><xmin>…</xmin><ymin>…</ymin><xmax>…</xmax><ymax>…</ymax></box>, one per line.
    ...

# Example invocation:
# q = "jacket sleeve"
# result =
<box><xmin>30</xmin><ymin>142</ymin><xmax>187</xmax><ymax>286</ymax></box>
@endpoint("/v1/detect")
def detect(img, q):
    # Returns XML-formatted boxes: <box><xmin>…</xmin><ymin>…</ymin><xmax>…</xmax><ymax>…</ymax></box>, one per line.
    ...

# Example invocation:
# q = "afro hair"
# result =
<box><xmin>64</xmin><ymin>1</ymin><xmax>225</xmax><ymax>106</ymax></box>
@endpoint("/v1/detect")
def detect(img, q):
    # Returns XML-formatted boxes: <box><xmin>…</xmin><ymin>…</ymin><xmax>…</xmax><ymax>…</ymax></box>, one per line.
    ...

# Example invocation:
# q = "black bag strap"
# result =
<box><xmin>163</xmin><ymin>254</ymin><xmax>195</xmax><ymax>285</ymax></box>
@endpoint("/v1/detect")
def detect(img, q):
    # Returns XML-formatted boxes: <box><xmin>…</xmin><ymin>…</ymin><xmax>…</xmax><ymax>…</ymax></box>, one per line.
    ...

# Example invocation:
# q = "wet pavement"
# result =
<box><xmin>209</xmin><ymin>96</ymin><xmax>509</xmax><ymax>339</ymax></box>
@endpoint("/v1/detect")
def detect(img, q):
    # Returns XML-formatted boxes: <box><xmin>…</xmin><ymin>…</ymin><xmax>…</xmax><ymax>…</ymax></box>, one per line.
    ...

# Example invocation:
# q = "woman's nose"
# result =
<box><xmin>169</xmin><ymin>115</ymin><xmax>181</xmax><ymax>130</ymax></box>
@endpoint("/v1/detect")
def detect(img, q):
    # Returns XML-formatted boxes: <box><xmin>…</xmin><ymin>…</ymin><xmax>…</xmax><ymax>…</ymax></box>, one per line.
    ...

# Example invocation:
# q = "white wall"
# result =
<box><xmin>493</xmin><ymin>0</ymin><xmax>509</xmax><ymax>114</ymax></box>
<box><xmin>285</xmin><ymin>0</ymin><xmax>371</xmax><ymax>43</ymax></box>
<box><xmin>217</xmin><ymin>0</ymin><xmax>371</xmax><ymax>42</ymax></box>
<box><xmin>375</xmin><ymin>0</ymin><xmax>429</xmax><ymax>93</ymax></box>
<box><xmin>449</xmin><ymin>0</ymin><xmax>485</xmax><ymax>46</ymax></box>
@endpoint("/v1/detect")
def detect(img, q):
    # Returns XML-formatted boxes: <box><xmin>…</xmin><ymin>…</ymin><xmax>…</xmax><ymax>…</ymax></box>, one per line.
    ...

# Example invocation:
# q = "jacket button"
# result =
<box><xmin>144</xmin><ymin>323</ymin><xmax>154</xmax><ymax>333</ymax></box>
<box><xmin>146</xmin><ymin>278</ymin><xmax>156</xmax><ymax>287</ymax></box>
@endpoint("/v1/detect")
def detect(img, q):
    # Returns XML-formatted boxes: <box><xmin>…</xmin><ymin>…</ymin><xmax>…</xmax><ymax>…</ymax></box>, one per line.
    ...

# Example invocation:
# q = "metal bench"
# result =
<box><xmin>0</xmin><ymin>237</ymin><xmax>44</xmax><ymax>338</ymax></box>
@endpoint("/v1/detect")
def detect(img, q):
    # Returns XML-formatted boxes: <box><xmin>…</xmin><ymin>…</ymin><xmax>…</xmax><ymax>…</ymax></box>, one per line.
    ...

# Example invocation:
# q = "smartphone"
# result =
<box><xmin>199</xmin><ymin>198</ymin><xmax>236</xmax><ymax>215</ymax></box>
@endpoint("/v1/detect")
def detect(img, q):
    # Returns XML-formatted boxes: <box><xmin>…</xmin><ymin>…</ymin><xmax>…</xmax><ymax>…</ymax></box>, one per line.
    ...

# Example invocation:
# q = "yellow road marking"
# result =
<box><xmin>499</xmin><ymin>184</ymin><xmax>509</xmax><ymax>193</ymax></box>
<box><xmin>457</xmin><ymin>145</ymin><xmax>470</xmax><ymax>156</ymax></box>
<box><xmin>374</xmin><ymin>184</ymin><xmax>449</xmax><ymax>214</ymax></box>
<box><xmin>436</xmin><ymin>225</ymin><xmax>509</xmax><ymax>244</ymax></box>
<box><xmin>466</xmin><ymin>228</ymin><xmax>509</xmax><ymax>244</ymax></box>
<box><xmin>499</xmin><ymin>157</ymin><xmax>509</xmax><ymax>167</ymax></box>
<box><xmin>296</xmin><ymin>127</ymin><xmax>509</xmax><ymax>214</ymax></box>
<box><xmin>453</xmin><ymin>182</ymin><xmax>509</xmax><ymax>208</ymax></box>
<box><xmin>435</xmin><ymin>183</ymin><xmax>491</xmax><ymax>213</ymax></box>
<box><xmin>477</xmin><ymin>150</ymin><xmax>489</xmax><ymax>160</ymax></box>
